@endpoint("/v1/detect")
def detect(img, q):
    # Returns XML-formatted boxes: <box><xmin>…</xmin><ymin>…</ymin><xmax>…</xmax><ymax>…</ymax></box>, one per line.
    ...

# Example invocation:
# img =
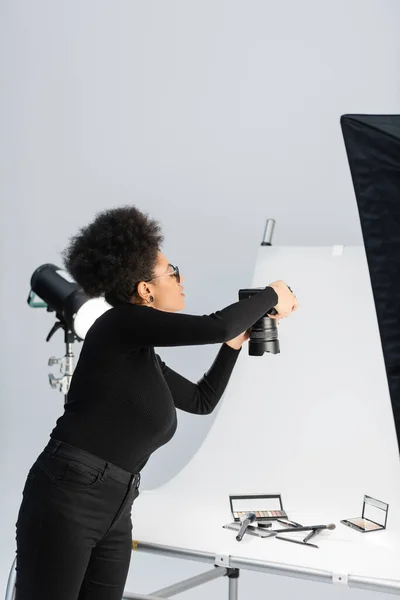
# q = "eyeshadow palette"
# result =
<box><xmin>341</xmin><ymin>495</ymin><xmax>389</xmax><ymax>533</ymax></box>
<box><xmin>341</xmin><ymin>518</ymin><xmax>382</xmax><ymax>532</ymax></box>
<box><xmin>229</xmin><ymin>494</ymin><xmax>287</xmax><ymax>522</ymax></box>
<box><xmin>233</xmin><ymin>510</ymin><xmax>285</xmax><ymax>520</ymax></box>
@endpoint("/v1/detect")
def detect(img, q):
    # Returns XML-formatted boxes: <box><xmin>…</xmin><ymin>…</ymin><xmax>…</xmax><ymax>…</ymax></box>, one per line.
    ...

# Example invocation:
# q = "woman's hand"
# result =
<box><xmin>267</xmin><ymin>280</ymin><xmax>298</xmax><ymax>320</ymax></box>
<box><xmin>225</xmin><ymin>329</ymin><xmax>251</xmax><ymax>350</ymax></box>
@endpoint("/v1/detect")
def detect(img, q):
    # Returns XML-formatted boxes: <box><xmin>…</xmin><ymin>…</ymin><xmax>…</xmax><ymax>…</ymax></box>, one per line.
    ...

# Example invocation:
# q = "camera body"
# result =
<box><xmin>238</xmin><ymin>288</ymin><xmax>280</xmax><ymax>356</ymax></box>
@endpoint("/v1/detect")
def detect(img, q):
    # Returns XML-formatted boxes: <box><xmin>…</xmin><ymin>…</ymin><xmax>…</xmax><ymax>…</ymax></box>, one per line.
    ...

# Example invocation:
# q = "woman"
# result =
<box><xmin>15</xmin><ymin>206</ymin><xmax>298</xmax><ymax>600</ymax></box>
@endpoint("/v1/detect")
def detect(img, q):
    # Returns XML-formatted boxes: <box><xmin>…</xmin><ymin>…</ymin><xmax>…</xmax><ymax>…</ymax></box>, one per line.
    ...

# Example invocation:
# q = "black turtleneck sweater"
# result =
<box><xmin>50</xmin><ymin>286</ymin><xmax>278</xmax><ymax>472</ymax></box>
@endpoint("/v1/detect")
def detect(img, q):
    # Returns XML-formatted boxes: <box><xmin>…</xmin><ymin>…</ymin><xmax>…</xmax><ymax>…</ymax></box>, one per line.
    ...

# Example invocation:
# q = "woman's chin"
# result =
<box><xmin>167</xmin><ymin>298</ymin><xmax>185</xmax><ymax>312</ymax></box>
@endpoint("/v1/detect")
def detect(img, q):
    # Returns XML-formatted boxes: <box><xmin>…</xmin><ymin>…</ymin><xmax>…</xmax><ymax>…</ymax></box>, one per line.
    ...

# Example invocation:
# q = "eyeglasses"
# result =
<box><xmin>146</xmin><ymin>264</ymin><xmax>180</xmax><ymax>284</ymax></box>
<box><xmin>128</xmin><ymin>264</ymin><xmax>180</xmax><ymax>299</ymax></box>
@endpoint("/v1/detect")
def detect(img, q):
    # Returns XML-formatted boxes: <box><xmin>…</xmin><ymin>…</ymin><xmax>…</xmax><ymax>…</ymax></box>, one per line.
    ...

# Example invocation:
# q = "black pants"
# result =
<box><xmin>15</xmin><ymin>438</ymin><xmax>140</xmax><ymax>600</ymax></box>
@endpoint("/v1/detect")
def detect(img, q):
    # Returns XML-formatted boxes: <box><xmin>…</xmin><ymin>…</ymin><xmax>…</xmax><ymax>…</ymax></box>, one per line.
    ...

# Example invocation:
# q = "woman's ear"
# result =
<box><xmin>136</xmin><ymin>281</ymin><xmax>152</xmax><ymax>302</ymax></box>
<box><xmin>136</xmin><ymin>281</ymin><xmax>146</xmax><ymax>301</ymax></box>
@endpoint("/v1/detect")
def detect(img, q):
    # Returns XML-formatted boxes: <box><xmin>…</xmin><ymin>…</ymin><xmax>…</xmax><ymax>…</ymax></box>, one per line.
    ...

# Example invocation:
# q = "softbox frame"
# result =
<box><xmin>341</xmin><ymin>114</ymin><xmax>400</xmax><ymax>452</ymax></box>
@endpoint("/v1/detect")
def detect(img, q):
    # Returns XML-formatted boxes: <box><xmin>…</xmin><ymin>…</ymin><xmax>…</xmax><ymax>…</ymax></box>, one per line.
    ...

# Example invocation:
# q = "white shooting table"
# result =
<box><xmin>122</xmin><ymin>246</ymin><xmax>400</xmax><ymax>599</ymax></box>
<box><xmin>127</xmin><ymin>496</ymin><xmax>400</xmax><ymax>598</ymax></box>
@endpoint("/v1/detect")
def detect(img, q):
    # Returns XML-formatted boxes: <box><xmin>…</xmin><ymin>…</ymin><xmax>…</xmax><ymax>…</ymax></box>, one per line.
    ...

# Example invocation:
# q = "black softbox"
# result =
<box><xmin>341</xmin><ymin>114</ymin><xmax>400</xmax><ymax>452</ymax></box>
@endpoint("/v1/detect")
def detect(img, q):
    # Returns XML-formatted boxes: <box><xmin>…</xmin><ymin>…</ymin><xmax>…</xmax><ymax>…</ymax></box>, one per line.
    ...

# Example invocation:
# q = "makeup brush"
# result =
<box><xmin>236</xmin><ymin>512</ymin><xmax>256</xmax><ymax>541</ymax></box>
<box><xmin>274</xmin><ymin>523</ymin><xmax>336</xmax><ymax>534</ymax></box>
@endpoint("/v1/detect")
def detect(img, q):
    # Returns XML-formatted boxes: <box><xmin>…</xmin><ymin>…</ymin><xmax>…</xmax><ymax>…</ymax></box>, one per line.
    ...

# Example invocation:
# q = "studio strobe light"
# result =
<box><xmin>28</xmin><ymin>264</ymin><xmax>111</xmax><ymax>400</ymax></box>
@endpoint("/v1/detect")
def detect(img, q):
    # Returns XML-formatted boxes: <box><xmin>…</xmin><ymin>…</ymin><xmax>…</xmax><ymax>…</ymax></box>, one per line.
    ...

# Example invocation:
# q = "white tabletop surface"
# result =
<box><xmin>132</xmin><ymin>491</ymin><xmax>400</xmax><ymax>585</ymax></box>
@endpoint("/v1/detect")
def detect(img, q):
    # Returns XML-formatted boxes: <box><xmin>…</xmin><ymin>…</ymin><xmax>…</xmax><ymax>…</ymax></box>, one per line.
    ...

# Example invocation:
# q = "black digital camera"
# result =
<box><xmin>238</xmin><ymin>288</ymin><xmax>280</xmax><ymax>356</ymax></box>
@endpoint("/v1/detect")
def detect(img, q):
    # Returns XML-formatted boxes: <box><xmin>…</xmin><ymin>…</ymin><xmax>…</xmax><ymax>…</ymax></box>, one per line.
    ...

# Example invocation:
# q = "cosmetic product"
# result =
<box><xmin>274</xmin><ymin>523</ymin><xmax>335</xmax><ymax>534</ymax></box>
<box><xmin>341</xmin><ymin>495</ymin><xmax>389</xmax><ymax>533</ymax></box>
<box><xmin>257</xmin><ymin>521</ymin><xmax>272</xmax><ymax>528</ymax></box>
<box><xmin>229</xmin><ymin>494</ymin><xmax>287</xmax><ymax>522</ymax></box>
<box><xmin>236</xmin><ymin>512</ymin><xmax>256</xmax><ymax>541</ymax></box>
<box><xmin>223</xmin><ymin>523</ymin><xmax>275</xmax><ymax>538</ymax></box>
<box><xmin>276</xmin><ymin>518</ymin><xmax>302</xmax><ymax>528</ymax></box>
<box><xmin>275</xmin><ymin>535</ymin><xmax>319</xmax><ymax>549</ymax></box>
<box><xmin>303</xmin><ymin>529</ymin><xmax>319</xmax><ymax>543</ymax></box>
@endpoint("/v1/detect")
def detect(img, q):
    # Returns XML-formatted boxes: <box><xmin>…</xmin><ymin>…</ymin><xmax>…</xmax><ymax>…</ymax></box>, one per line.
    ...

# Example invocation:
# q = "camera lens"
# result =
<box><xmin>238</xmin><ymin>288</ymin><xmax>281</xmax><ymax>356</ymax></box>
<box><xmin>248</xmin><ymin>315</ymin><xmax>280</xmax><ymax>356</ymax></box>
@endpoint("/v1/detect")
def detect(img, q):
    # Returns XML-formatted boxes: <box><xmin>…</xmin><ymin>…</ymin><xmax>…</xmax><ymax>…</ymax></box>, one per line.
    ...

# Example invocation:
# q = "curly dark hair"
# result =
<box><xmin>62</xmin><ymin>206</ymin><xmax>164</xmax><ymax>306</ymax></box>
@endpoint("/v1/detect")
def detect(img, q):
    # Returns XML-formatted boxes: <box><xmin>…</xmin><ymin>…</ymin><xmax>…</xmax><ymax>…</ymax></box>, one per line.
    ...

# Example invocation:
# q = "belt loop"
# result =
<box><xmin>50</xmin><ymin>440</ymin><xmax>62</xmax><ymax>456</ymax></box>
<box><xmin>101</xmin><ymin>463</ymin><xmax>109</xmax><ymax>481</ymax></box>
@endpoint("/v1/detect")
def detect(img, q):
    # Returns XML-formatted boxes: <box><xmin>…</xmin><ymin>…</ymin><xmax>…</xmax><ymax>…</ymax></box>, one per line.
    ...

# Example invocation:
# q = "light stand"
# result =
<box><xmin>28</xmin><ymin>290</ymin><xmax>81</xmax><ymax>404</ymax></box>
<box><xmin>47</xmin><ymin>325</ymin><xmax>76</xmax><ymax>403</ymax></box>
<box><xmin>27</xmin><ymin>263</ymin><xmax>112</xmax><ymax>403</ymax></box>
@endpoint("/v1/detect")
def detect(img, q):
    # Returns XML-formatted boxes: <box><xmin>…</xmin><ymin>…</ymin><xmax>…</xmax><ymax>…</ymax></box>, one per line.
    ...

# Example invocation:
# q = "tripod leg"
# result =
<box><xmin>5</xmin><ymin>556</ymin><xmax>17</xmax><ymax>600</ymax></box>
<box><xmin>228</xmin><ymin>568</ymin><xmax>239</xmax><ymax>600</ymax></box>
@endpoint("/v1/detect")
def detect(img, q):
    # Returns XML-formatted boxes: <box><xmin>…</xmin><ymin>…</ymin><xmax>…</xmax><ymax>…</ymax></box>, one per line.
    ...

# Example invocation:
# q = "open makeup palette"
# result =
<box><xmin>229</xmin><ymin>494</ymin><xmax>287</xmax><ymax>522</ymax></box>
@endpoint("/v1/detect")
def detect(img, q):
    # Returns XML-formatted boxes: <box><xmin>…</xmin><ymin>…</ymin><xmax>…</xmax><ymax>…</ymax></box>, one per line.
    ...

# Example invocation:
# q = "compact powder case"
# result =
<box><xmin>229</xmin><ymin>494</ymin><xmax>287</xmax><ymax>522</ymax></box>
<box><xmin>341</xmin><ymin>495</ymin><xmax>389</xmax><ymax>533</ymax></box>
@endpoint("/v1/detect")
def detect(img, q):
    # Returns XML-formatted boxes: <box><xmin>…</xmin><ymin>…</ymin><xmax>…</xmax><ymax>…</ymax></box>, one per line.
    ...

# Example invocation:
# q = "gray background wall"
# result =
<box><xmin>1</xmin><ymin>0</ymin><xmax>399</xmax><ymax>598</ymax></box>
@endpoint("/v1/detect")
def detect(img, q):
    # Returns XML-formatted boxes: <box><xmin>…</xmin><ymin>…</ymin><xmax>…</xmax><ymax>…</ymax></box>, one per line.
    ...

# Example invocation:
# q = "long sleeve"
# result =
<box><xmin>156</xmin><ymin>343</ymin><xmax>242</xmax><ymax>414</ymax></box>
<box><xmin>54</xmin><ymin>286</ymin><xmax>265</xmax><ymax>471</ymax></box>
<box><xmin>104</xmin><ymin>286</ymin><xmax>278</xmax><ymax>348</ymax></box>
